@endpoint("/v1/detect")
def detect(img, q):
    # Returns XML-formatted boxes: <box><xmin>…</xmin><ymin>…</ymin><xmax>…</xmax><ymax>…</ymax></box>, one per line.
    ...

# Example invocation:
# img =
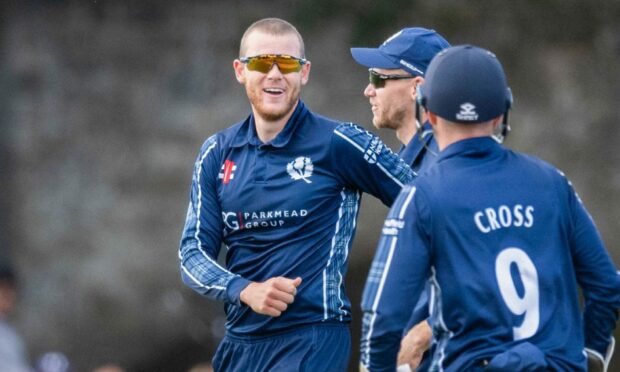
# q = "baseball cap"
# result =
<box><xmin>350</xmin><ymin>27</ymin><xmax>450</xmax><ymax>76</ymax></box>
<box><xmin>420</xmin><ymin>44</ymin><xmax>512</xmax><ymax>123</ymax></box>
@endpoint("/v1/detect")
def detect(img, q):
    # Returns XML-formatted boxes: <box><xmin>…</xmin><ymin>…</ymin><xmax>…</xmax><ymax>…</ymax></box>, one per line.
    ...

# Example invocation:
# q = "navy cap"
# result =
<box><xmin>351</xmin><ymin>27</ymin><xmax>450</xmax><ymax>76</ymax></box>
<box><xmin>420</xmin><ymin>45</ymin><xmax>512</xmax><ymax>123</ymax></box>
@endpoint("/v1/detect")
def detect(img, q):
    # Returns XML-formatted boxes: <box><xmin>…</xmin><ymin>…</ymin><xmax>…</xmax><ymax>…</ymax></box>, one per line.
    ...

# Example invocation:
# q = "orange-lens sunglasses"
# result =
<box><xmin>240</xmin><ymin>54</ymin><xmax>307</xmax><ymax>74</ymax></box>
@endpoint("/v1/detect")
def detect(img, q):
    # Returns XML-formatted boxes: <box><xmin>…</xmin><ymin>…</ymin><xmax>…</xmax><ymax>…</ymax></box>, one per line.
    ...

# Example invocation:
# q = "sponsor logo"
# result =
<box><xmin>399</xmin><ymin>59</ymin><xmax>424</xmax><ymax>76</ymax></box>
<box><xmin>382</xmin><ymin>218</ymin><xmax>405</xmax><ymax>236</ymax></box>
<box><xmin>287</xmin><ymin>156</ymin><xmax>313</xmax><ymax>183</ymax></box>
<box><xmin>222</xmin><ymin>209</ymin><xmax>309</xmax><ymax>232</ymax></box>
<box><xmin>364</xmin><ymin>137</ymin><xmax>384</xmax><ymax>164</ymax></box>
<box><xmin>218</xmin><ymin>160</ymin><xmax>236</xmax><ymax>184</ymax></box>
<box><xmin>456</xmin><ymin>103</ymin><xmax>479</xmax><ymax>121</ymax></box>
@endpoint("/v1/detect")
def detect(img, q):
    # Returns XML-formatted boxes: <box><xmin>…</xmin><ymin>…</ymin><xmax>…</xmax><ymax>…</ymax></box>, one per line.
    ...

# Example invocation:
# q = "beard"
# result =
<box><xmin>246</xmin><ymin>84</ymin><xmax>301</xmax><ymax>123</ymax></box>
<box><xmin>373</xmin><ymin>105</ymin><xmax>407</xmax><ymax>130</ymax></box>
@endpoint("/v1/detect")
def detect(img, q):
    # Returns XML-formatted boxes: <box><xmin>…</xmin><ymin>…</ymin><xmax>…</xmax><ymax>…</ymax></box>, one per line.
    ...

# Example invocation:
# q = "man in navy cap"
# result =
<box><xmin>351</xmin><ymin>28</ymin><xmax>450</xmax><ymax>174</ymax></box>
<box><xmin>351</xmin><ymin>28</ymin><xmax>450</xmax><ymax>370</ymax></box>
<box><xmin>360</xmin><ymin>45</ymin><xmax>620</xmax><ymax>371</ymax></box>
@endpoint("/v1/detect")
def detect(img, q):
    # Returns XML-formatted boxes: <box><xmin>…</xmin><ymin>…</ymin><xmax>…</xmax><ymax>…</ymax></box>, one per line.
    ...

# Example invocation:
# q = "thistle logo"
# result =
<box><xmin>287</xmin><ymin>156</ymin><xmax>313</xmax><ymax>184</ymax></box>
<box><xmin>456</xmin><ymin>103</ymin><xmax>479</xmax><ymax>121</ymax></box>
<box><xmin>218</xmin><ymin>160</ymin><xmax>236</xmax><ymax>184</ymax></box>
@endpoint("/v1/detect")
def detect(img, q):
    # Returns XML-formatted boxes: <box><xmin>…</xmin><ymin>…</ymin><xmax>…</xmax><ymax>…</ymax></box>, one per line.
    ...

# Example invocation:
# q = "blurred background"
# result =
<box><xmin>1</xmin><ymin>0</ymin><xmax>619</xmax><ymax>371</ymax></box>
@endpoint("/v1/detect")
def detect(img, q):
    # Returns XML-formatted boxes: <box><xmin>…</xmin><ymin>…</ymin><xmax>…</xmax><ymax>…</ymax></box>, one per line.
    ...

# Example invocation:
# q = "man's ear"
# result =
<box><xmin>300</xmin><ymin>61</ymin><xmax>311</xmax><ymax>85</ymax></box>
<box><xmin>491</xmin><ymin>115</ymin><xmax>503</xmax><ymax>130</ymax></box>
<box><xmin>411</xmin><ymin>76</ymin><xmax>425</xmax><ymax>100</ymax></box>
<box><xmin>233</xmin><ymin>59</ymin><xmax>246</xmax><ymax>84</ymax></box>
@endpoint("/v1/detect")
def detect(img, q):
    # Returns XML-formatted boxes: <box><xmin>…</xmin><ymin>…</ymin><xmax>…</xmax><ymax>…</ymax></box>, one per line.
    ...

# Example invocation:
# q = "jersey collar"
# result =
<box><xmin>438</xmin><ymin>136</ymin><xmax>501</xmax><ymax>162</ymax></box>
<box><xmin>231</xmin><ymin>100</ymin><xmax>308</xmax><ymax>148</ymax></box>
<box><xmin>398</xmin><ymin>121</ymin><xmax>434</xmax><ymax>166</ymax></box>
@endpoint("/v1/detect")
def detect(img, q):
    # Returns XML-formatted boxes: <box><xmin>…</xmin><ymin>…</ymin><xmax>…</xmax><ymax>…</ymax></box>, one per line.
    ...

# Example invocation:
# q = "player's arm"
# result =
<box><xmin>178</xmin><ymin>136</ymin><xmax>252</xmax><ymax>305</ymax></box>
<box><xmin>331</xmin><ymin>123</ymin><xmax>416</xmax><ymax>206</ymax></box>
<box><xmin>565</xmin><ymin>177</ymin><xmax>620</xmax><ymax>361</ymax></box>
<box><xmin>360</xmin><ymin>185</ymin><xmax>431</xmax><ymax>371</ymax></box>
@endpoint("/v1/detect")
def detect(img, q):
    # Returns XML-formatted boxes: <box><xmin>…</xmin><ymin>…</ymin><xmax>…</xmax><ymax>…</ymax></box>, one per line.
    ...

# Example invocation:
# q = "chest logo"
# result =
<box><xmin>287</xmin><ymin>156</ymin><xmax>313</xmax><ymax>184</ymax></box>
<box><xmin>218</xmin><ymin>160</ymin><xmax>236</xmax><ymax>184</ymax></box>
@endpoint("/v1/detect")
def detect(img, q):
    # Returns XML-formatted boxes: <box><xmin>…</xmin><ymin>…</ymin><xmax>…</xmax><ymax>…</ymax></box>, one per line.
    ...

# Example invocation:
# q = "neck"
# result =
<box><xmin>397</xmin><ymin>110</ymin><xmax>427</xmax><ymax>145</ymax></box>
<box><xmin>253</xmin><ymin>102</ymin><xmax>298</xmax><ymax>143</ymax></box>
<box><xmin>396</xmin><ymin>122</ymin><xmax>416</xmax><ymax>145</ymax></box>
<box><xmin>255</xmin><ymin>118</ymin><xmax>287</xmax><ymax>143</ymax></box>
<box><xmin>435</xmin><ymin>122</ymin><xmax>494</xmax><ymax>151</ymax></box>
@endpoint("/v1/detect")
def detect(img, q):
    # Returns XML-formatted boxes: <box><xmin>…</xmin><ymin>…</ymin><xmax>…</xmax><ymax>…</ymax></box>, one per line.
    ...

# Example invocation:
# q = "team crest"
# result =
<box><xmin>287</xmin><ymin>156</ymin><xmax>313</xmax><ymax>184</ymax></box>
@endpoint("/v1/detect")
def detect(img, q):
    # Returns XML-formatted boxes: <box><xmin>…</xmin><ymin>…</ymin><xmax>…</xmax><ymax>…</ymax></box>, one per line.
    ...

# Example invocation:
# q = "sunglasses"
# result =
<box><xmin>369</xmin><ymin>69</ymin><xmax>415</xmax><ymax>88</ymax></box>
<box><xmin>240</xmin><ymin>54</ymin><xmax>307</xmax><ymax>74</ymax></box>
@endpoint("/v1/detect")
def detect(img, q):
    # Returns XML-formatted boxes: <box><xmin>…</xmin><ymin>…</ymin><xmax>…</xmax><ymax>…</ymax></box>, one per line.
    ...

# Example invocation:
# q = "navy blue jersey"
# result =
<box><xmin>397</xmin><ymin>121</ymin><xmax>438</xmax><ymax>174</ymax></box>
<box><xmin>360</xmin><ymin>137</ymin><xmax>620</xmax><ymax>371</ymax></box>
<box><xmin>179</xmin><ymin>101</ymin><xmax>414</xmax><ymax>335</ymax></box>
<box><xmin>397</xmin><ymin>121</ymin><xmax>439</xmax><ymax>333</ymax></box>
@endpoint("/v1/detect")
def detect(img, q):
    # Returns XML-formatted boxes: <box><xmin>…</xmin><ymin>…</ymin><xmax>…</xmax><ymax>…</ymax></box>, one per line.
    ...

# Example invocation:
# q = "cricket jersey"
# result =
<box><xmin>360</xmin><ymin>137</ymin><xmax>620</xmax><ymax>371</ymax></box>
<box><xmin>397</xmin><ymin>121</ymin><xmax>439</xmax><ymax>331</ymax></box>
<box><xmin>398</xmin><ymin>121</ymin><xmax>438</xmax><ymax>174</ymax></box>
<box><xmin>179</xmin><ymin>100</ymin><xmax>414</xmax><ymax>336</ymax></box>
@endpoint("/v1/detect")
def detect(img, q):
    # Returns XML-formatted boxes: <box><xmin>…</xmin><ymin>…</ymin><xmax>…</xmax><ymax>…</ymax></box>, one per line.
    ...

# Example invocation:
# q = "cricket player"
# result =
<box><xmin>178</xmin><ymin>18</ymin><xmax>415</xmax><ymax>371</ymax></box>
<box><xmin>351</xmin><ymin>27</ymin><xmax>451</xmax><ymax>370</ymax></box>
<box><xmin>360</xmin><ymin>45</ymin><xmax>620</xmax><ymax>371</ymax></box>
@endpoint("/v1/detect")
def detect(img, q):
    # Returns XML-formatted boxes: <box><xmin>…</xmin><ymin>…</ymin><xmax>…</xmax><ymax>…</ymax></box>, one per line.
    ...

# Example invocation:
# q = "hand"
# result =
<box><xmin>397</xmin><ymin>320</ymin><xmax>432</xmax><ymax>370</ymax></box>
<box><xmin>240</xmin><ymin>276</ymin><xmax>302</xmax><ymax>317</ymax></box>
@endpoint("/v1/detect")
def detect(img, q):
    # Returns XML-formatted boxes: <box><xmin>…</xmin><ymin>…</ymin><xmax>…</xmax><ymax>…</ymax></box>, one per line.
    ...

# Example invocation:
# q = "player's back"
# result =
<box><xmin>418</xmin><ymin>137</ymin><xmax>587</xmax><ymax>371</ymax></box>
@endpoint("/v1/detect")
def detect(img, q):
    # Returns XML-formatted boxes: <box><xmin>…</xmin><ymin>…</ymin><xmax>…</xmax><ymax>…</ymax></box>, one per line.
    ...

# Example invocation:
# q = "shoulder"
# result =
<box><xmin>198</xmin><ymin>120</ymin><xmax>245</xmax><ymax>154</ymax></box>
<box><xmin>509</xmin><ymin>150</ymin><xmax>569</xmax><ymax>184</ymax></box>
<box><xmin>300</xmin><ymin>112</ymin><xmax>374</xmax><ymax>149</ymax></box>
<box><xmin>333</xmin><ymin>122</ymin><xmax>369</xmax><ymax>137</ymax></box>
<box><xmin>331</xmin><ymin>122</ymin><xmax>383</xmax><ymax>149</ymax></box>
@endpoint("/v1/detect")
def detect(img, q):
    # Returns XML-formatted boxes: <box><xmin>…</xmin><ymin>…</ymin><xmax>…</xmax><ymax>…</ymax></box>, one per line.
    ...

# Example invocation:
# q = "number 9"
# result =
<box><xmin>495</xmin><ymin>247</ymin><xmax>540</xmax><ymax>340</ymax></box>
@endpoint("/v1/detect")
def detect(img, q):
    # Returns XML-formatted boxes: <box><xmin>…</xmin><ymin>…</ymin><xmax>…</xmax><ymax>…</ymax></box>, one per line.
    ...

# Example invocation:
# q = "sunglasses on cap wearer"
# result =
<box><xmin>368</xmin><ymin>69</ymin><xmax>415</xmax><ymax>88</ymax></box>
<box><xmin>239</xmin><ymin>54</ymin><xmax>308</xmax><ymax>74</ymax></box>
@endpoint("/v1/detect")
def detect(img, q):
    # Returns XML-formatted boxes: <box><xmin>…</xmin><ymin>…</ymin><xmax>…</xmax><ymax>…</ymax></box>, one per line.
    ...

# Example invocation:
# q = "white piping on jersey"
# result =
<box><xmin>333</xmin><ymin>130</ymin><xmax>405</xmax><ymax>188</ymax></box>
<box><xmin>181</xmin><ymin>265</ymin><xmax>226</xmax><ymax>291</ymax></box>
<box><xmin>363</xmin><ymin>186</ymin><xmax>418</xmax><ymax>366</ymax></box>
<box><xmin>323</xmin><ymin>189</ymin><xmax>360</xmax><ymax>320</ymax></box>
<box><xmin>337</xmin><ymin>191</ymin><xmax>360</xmax><ymax>319</ymax></box>
<box><xmin>323</xmin><ymin>194</ymin><xmax>342</xmax><ymax>320</ymax></box>
<box><xmin>363</xmin><ymin>236</ymin><xmax>399</xmax><ymax>366</ymax></box>
<box><xmin>399</xmin><ymin>186</ymin><xmax>416</xmax><ymax>219</ymax></box>
<box><xmin>365</xmin><ymin>186</ymin><xmax>417</xmax><ymax>365</ymax></box>
<box><xmin>429</xmin><ymin>266</ymin><xmax>453</xmax><ymax>372</ymax></box>
<box><xmin>180</xmin><ymin>140</ymin><xmax>234</xmax><ymax>290</ymax></box>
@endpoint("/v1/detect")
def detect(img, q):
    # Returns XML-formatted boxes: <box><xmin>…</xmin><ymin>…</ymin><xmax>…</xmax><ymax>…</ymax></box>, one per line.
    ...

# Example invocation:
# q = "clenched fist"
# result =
<box><xmin>240</xmin><ymin>276</ymin><xmax>302</xmax><ymax>317</ymax></box>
